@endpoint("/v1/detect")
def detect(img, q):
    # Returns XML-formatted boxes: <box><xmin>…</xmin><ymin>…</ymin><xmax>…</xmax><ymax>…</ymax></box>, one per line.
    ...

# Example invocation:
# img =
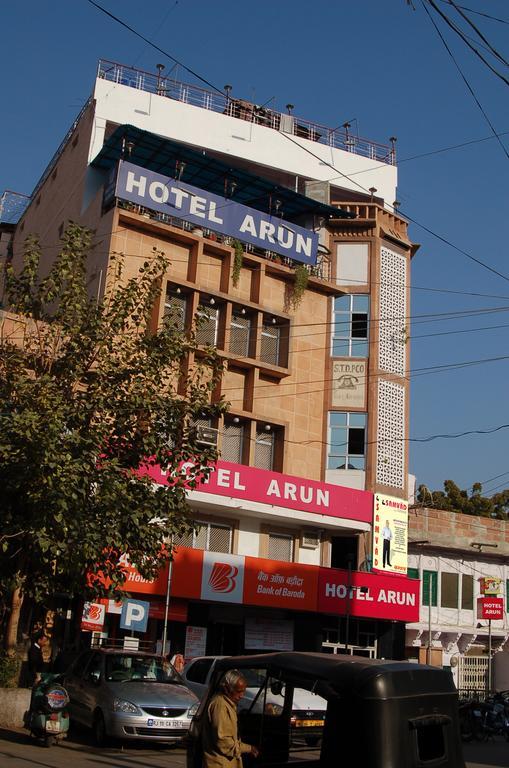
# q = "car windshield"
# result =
<box><xmin>105</xmin><ymin>654</ymin><xmax>182</xmax><ymax>683</ymax></box>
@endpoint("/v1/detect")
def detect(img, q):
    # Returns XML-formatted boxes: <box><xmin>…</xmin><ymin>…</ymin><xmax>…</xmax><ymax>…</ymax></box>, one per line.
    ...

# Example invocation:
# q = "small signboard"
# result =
<box><xmin>477</xmin><ymin>596</ymin><xmax>504</xmax><ymax>620</ymax></box>
<box><xmin>479</xmin><ymin>577</ymin><xmax>502</xmax><ymax>596</ymax></box>
<box><xmin>184</xmin><ymin>625</ymin><xmax>207</xmax><ymax>661</ymax></box>
<box><xmin>81</xmin><ymin>601</ymin><xmax>106</xmax><ymax>632</ymax></box>
<box><xmin>245</xmin><ymin>617</ymin><xmax>294</xmax><ymax>651</ymax></box>
<box><xmin>120</xmin><ymin>599</ymin><xmax>150</xmax><ymax>633</ymax></box>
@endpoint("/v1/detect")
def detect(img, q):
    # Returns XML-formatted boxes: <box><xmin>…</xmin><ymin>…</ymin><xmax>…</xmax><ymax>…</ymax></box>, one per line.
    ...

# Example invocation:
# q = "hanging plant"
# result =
<box><xmin>231</xmin><ymin>239</ymin><xmax>244</xmax><ymax>287</ymax></box>
<box><xmin>291</xmin><ymin>263</ymin><xmax>309</xmax><ymax>309</ymax></box>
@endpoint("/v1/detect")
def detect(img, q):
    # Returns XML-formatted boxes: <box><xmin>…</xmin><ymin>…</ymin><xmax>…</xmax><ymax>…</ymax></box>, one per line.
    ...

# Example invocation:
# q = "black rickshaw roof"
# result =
<box><xmin>213</xmin><ymin>652</ymin><xmax>457</xmax><ymax>700</ymax></box>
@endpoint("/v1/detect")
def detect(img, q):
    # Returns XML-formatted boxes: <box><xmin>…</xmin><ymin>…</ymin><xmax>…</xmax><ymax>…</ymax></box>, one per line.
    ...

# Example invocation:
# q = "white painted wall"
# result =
<box><xmin>91</xmin><ymin>79</ymin><xmax>398</xmax><ymax>206</ymax></box>
<box><xmin>326</xmin><ymin>469</ymin><xmax>366</xmax><ymax>491</ymax></box>
<box><xmin>237</xmin><ymin>518</ymin><xmax>261</xmax><ymax>556</ymax></box>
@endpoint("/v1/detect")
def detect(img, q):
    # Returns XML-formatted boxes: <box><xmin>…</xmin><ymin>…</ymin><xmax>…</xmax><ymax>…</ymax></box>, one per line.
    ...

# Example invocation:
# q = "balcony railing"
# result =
<box><xmin>117</xmin><ymin>199</ymin><xmax>332</xmax><ymax>281</ymax></box>
<box><xmin>98</xmin><ymin>60</ymin><xmax>395</xmax><ymax>165</ymax></box>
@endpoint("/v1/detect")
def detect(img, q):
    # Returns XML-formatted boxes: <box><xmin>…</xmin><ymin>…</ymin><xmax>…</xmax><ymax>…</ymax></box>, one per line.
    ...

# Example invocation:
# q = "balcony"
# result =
<box><xmin>97</xmin><ymin>60</ymin><xmax>396</xmax><ymax>166</ymax></box>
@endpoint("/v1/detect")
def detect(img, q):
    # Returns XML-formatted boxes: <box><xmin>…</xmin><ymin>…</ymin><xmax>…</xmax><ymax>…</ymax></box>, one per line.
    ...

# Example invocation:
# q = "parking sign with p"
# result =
<box><xmin>120</xmin><ymin>599</ymin><xmax>150</xmax><ymax>633</ymax></box>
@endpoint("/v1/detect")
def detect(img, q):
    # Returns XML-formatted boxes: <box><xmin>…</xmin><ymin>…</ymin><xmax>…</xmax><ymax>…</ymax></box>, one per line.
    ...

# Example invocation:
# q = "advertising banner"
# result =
<box><xmin>147</xmin><ymin>460</ymin><xmax>373</xmax><ymax>525</ymax></box>
<box><xmin>185</xmin><ymin>626</ymin><xmax>207</xmax><ymax>661</ymax></box>
<box><xmin>331</xmin><ymin>359</ymin><xmax>367</xmax><ymax>409</ymax></box>
<box><xmin>116</xmin><ymin>161</ymin><xmax>319</xmax><ymax>266</ymax></box>
<box><xmin>244</xmin><ymin>556</ymin><xmax>319</xmax><ymax>611</ymax></box>
<box><xmin>245</xmin><ymin>617</ymin><xmax>294</xmax><ymax>651</ymax></box>
<box><xmin>317</xmin><ymin>568</ymin><xmax>419</xmax><ymax>622</ymax></box>
<box><xmin>479</xmin><ymin>577</ymin><xmax>502</xmax><ymax>596</ymax></box>
<box><xmin>477</xmin><ymin>597</ymin><xmax>504</xmax><ymax>620</ymax></box>
<box><xmin>372</xmin><ymin>493</ymin><xmax>408</xmax><ymax>575</ymax></box>
<box><xmin>81</xmin><ymin>601</ymin><xmax>106</xmax><ymax>632</ymax></box>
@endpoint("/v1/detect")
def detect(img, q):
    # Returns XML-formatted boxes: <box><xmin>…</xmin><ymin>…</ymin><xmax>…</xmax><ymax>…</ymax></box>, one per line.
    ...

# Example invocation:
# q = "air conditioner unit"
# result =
<box><xmin>301</xmin><ymin>529</ymin><xmax>321</xmax><ymax>549</ymax></box>
<box><xmin>196</xmin><ymin>425</ymin><xmax>219</xmax><ymax>447</ymax></box>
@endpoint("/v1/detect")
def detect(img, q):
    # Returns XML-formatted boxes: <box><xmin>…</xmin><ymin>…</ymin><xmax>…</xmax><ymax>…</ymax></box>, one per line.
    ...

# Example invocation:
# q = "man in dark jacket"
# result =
<box><xmin>27</xmin><ymin>632</ymin><xmax>48</xmax><ymax>687</ymax></box>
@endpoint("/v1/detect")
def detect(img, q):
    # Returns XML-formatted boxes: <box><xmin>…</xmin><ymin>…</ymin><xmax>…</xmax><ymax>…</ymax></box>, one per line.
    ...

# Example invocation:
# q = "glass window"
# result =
<box><xmin>327</xmin><ymin>412</ymin><xmax>366</xmax><ymax>470</ymax></box>
<box><xmin>186</xmin><ymin>658</ymin><xmax>214</xmax><ymax>684</ymax></box>
<box><xmin>196</xmin><ymin>303</ymin><xmax>219</xmax><ymax>346</ymax></box>
<box><xmin>268</xmin><ymin>532</ymin><xmax>293</xmax><ymax>562</ymax></box>
<box><xmin>260</xmin><ymin>321</ymin><xmax>281</xmax><ymax>366</ymax></box>
<box><xmin>222</xmin><ymin>422</ymin><xmax>244</xmax><ymax>464</ymax></box>
<box><xmin>174</xmin><ymin>521</ymin><xmax>232</xmax><ymax>553</ymax></box>
<box><xmin>255</xmin><ymin>428</ymin><xmax>275</xmax><ymax>470</ymax></box>
<box><xmin>422</xmin><ymin>570</ymin><xmax>438</xmax><ymax>607</ymax></box>
<box><xmin>164</xmin><ymin>288</ymin><xmax>187</xmax><ymax>331</ymax></box>
<box><xmin>230</xmin><ymin>312</ymin><xmax>251</xmax><ymax>357</ymax></box>
<box><xmin>332</xmin><ymin>294</ymin><xmax>369</xmax><ymax>357</ymax></box>
<box><xmin>461</xmin><ymin>574</ymin><xmax>473</xmax><ymax>610</ymax></box>
<box><xmin>441</xmin><ymin>572</ymin><xmax>459</xmax><ymax>609</ymax></box>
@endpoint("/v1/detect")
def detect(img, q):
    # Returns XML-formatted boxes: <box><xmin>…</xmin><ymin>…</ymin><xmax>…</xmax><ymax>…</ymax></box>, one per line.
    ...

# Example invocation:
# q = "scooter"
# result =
<box><xmin>28</xmin><ymin>672</ymin><xmax>70</xmax><ymax>747</ymax></box>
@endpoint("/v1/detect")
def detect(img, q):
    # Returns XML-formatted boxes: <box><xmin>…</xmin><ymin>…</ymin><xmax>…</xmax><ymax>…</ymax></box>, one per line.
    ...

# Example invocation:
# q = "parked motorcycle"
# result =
<box><xmin>458</xmin><ymin>698</ymin><xmax>483</xmax><ymax>742</ymax></box>
<box><xmin>28</xmin><ymin>673</ymin><xmax>70</xmax><ymax>747</ymax></box>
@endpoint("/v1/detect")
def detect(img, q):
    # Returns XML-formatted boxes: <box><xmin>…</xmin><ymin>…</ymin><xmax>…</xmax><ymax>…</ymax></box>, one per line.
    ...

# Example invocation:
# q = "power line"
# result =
<box><xmin>420</xmin><ymin>0</ymin><xmax>509</xmax><ymax>163</ymax></box>
<box><xmin>437</xmin><ymin>2</ymin><xmax>509</xmax><ymax>26</ymax></box>
<box><xmin>85</xmin><ymin>0</ymin><xmax>224</xmax><ymax>95</ymax></box>
<box><xmin>445</xmin><ymin>0</ymin><xmax>509</xmax><ymax>69</ymax></box>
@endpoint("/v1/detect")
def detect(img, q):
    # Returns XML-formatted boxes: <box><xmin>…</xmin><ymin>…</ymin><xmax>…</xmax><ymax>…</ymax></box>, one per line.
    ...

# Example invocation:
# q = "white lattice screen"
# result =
<box><xmin>376</xmin><ymin>380</ymin><xmax>405</xmax><ymax>488</ymax></box>
<box><xmin>379</xmin><ymin>246</ymin><xmax>407</xmax><ymax>376</ymax></box>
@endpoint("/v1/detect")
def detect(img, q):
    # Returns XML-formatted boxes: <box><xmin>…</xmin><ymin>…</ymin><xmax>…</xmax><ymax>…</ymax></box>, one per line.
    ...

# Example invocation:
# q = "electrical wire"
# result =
<box><xmin>437</xmin><ymin>2</ymin><xmax>509</xmax><ymax>26</ymax></box>
<box><xmin>444</xmin><ymin>0</ymin><xmax>509</xmax><ymax>69</ymax></box>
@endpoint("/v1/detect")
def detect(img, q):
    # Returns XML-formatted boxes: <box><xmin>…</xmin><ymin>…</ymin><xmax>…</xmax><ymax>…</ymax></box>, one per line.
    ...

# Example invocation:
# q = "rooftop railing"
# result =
<box><xmin>98</xmin><ymin>59</ymin><xmax>396</xmax><ymax>166</ymax></box>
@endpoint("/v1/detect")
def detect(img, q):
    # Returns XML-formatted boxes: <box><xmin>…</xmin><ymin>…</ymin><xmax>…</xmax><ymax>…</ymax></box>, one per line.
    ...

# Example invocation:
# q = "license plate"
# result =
<box><xmin>146</xmin><ymin>719</ymin><xmax>187</xmax><ymax>728</ymax></box>
<box><xmin>45</xmin><ymin>720</ymin><xmax>61</xmax><ymax>732</ymax></box>
<box><xmin>294</xmin><ymin>719</ymin><xmax>324</xmax><ymax>728</ymax></box>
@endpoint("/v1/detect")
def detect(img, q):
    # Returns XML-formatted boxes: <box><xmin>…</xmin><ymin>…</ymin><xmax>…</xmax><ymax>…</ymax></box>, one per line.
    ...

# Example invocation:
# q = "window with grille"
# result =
<box><xmin>268</xmin><ymin>532</ymin><xmax>293</xmax><ymax>562</ymax></box>
<box><xmin>422</xmin><ymin>570</ymin><xmax>438</xmax><ymax>607</ymax></box>
<box><xmin>461</xmin><ymin>574</ymin><xmax>473</xmax><ymax>610</ymax></box>
<box><xmin>174</xmin><ymin>521</ymin><xmax>232</xmax><ymax>553</ymax></box>
<box><xmin>441</xmin><ymin>572</ymin><xmax>459</xmax><ymax>609</ymax></box>
<box><xmin>255</xmin><ymin>428</ymin><xmax>275</xmax><ymax>470</ymax></box>
<box><xmin>332</xmin><ymin>294</ymin><xmax>369</xmax><ymax>357</ymax></box>
<box><xmin>230</xmin><ymin>312</ymin><xmax>251</xmax><ymax>357</ymax></box>
<box><xmin>327</xmin><ymin>412</ymin><xmax>366</xmax><ymax>470</ymax></box>
<box><xmin>195</xmin><ymin>304</ymin><xmax>219</xmax><ymax>346</ymax></box>
<box><xmin>222</xmin><ymin>422</ymin><xmax>244</xmax><ymax>464</ymax></box>
<box><xmin>164</xmin><ymin>289</ymin><xmax>187</xmax><ymax>331</ymax></box>
<box><xmin>260</xmin><ymin>321</ymin><xmax>281</xmax><ymax>366</ymax></box>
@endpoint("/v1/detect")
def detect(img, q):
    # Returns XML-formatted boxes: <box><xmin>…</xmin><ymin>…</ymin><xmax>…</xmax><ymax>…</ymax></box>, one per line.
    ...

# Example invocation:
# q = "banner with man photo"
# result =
<box><xmin>372</xmin><ymin>494</ymin><xmax>408</xmax><ymax>575</ymax></box>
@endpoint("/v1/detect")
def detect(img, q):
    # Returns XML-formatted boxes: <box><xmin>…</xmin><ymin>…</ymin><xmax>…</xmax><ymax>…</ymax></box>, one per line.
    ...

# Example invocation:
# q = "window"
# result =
<box><xmin>195</xmin><ymin>302</ymin><xmax>219</xmax><ymax>346</ymax></box>
<box><xmin>441</xmin><ymin>572</ymin><xmax>458</xmax><ymax>608</ymax></box>
<box><xmin>332</xmin><ymin>294</ymin><xmax>369</xmax><ymax>357</ymax></box>
<box><xmin>185</xmin><ymin>658</ymin><xmax>214</xmax><ymax>684</ymax></box>
<box><xmin>260</xmin><ymin>319</ymin><xmax>281</xmax><ymax>366</ymax></box>
<box><xmin>221</xmin><ymin>421</ymin><xmax>245</xmax><ymax>464</ymax></box>
<box><xmin>255</xmin><ymin>427</ymin><xmax>275</xmax><ymax>470</ymax></box>
<box><xmin>422</xmin><ymin>570</ymin><xmax>438</xmax><ymax>607</ymax></box>
<box><xmin>174</xmin><ymin>521</ymin><xmax>232</xmax><ymax>553</ymax></box>
<box><xmin>268</xmin><ymin>532</ymin><xmax>293</xmax><ymax>562</ymax></box>
<box><xmin>164</xmin><ymin>288</ymin><xmax>187</xmax><ymax>331</ymax></box>
<box><xmin>230</xmin><ymin>311</ymin><xmax>252</xmax><ymax>357</ymax></box>
<box><xmin>461</xmin><ymin>574</ymin><xmax>473</xmax><ymax>610</ymax></box>
<box><xmin>327</xmin><ymin>412</ymin><xmax>366</xmax><ymax>470</ymax></box>
<box><xmin>407</xmin><ymin>567</ymin><xmax>419</xmax><ymax>580</ymax></box>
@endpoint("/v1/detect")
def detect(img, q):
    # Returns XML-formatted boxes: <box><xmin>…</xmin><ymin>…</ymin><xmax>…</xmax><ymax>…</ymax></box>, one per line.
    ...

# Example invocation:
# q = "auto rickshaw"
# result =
<box><xmin>187</xmin><ymin>652</ymin><xmax>465</xmax><ymax>768</ymax></box>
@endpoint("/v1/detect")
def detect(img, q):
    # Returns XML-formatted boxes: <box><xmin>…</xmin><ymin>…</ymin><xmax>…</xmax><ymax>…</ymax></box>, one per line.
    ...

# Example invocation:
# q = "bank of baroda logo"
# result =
<box><xmin>201</xmin><ymin>552</ymin><xmax>244</xmax><ymax>603</ymax></box>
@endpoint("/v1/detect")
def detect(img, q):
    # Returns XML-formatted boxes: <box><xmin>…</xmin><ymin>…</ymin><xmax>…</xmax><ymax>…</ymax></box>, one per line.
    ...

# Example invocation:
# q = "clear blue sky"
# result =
<box><xmin>2</xmin><ymin>1</ymin><xmax>508</xmax><ymax>496</ymax></box>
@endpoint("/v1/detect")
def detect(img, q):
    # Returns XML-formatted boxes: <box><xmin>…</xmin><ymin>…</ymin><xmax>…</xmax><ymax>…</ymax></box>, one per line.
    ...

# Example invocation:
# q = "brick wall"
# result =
<box><xmin>409</xmin><ymin>506</ymin><xmax>509</xmax><ymax>556</ymax></box>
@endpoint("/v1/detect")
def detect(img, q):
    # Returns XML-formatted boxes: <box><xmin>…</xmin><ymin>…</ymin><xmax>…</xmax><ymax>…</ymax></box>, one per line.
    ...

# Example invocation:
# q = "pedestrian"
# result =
<box><xmin>27</xmin><ymin>631</ymin><xmax>48</xmax><ymax>688</ymax></box>
<box><xmin>202</xmin><ymin>669</ymin><xmax>259</xmax><ymax>768</ymax></box>
<box><xmin>170</xmin><ymin>650</ymin><xmax>185</xmax><ymax>674</ymax></box>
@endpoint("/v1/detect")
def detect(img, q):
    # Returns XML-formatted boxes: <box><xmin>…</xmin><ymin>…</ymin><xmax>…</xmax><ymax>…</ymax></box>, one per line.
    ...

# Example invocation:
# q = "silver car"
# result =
<box><xmin>64</xmin><ymin>648</ymin><xmax>198</xmax><ymax>745</ymax></box>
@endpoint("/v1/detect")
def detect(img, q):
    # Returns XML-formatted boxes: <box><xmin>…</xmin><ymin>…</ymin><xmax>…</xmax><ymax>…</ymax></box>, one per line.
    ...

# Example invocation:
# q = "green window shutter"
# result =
<box><xmin>407</xmin><ymin>567</ymin><xmax>419</xmax><ymax>580</ymax></box>
<box><xmin>423</xmin><ymin>570</ymin><xmax>438</xmax><ymax>606</ymax></box>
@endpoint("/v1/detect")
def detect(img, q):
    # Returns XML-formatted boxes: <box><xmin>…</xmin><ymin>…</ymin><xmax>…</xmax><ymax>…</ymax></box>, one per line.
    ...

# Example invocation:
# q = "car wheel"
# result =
<box><xmin>304</xmin><ymin>736</ymin><xmax>321</xmax><ymax>747</ymax></box>
<box><xmin>93</xmin><ymin>711</ymin><xmax>108</xmax><ymax>747</ymax></box>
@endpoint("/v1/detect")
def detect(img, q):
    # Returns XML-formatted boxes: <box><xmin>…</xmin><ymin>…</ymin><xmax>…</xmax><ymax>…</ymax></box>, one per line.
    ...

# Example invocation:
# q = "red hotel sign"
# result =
<box><xmin>169</xmin><ymin>548</ymin><xmax>419</xmax><ymax>622</ymax></box>
<box><xmin>144</xmin><ymin>460</ymin><xmax>373</xmax><ymax>525</ymax></box>
<box><xmin>477</xmin><ymin>597</ymin><xmax>504</xmax><ymax>620</ymax></box>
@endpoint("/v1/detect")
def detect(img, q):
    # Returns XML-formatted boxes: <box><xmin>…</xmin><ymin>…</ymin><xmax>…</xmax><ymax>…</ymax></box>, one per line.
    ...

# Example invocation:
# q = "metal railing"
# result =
<box><xmin>98</xmin><ymin>60</ymin><xmax>395</xmax><ymax>165</ymax></box>
<box><xmin>117</xmin><ymin>199</ymin><xmax>332</xmax><ymax>281</ymax></box>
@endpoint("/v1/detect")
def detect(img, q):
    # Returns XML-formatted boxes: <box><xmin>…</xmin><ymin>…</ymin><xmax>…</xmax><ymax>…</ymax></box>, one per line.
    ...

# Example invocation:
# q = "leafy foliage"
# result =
<box><xmin>290</xmin><ymin>264</ymin><xmax>309</xmax><ymax>310</ymax></box>
<box><xmin>417</xmin><ymin>480</ymin><xmax>509</xmax><ymax>519</ymax></box>
<box><xmin>231</xmin><ymin>239</ymin><xmax>244</xmax><ymax>288</ymax></box>
<box><xmin>0</xmin><ymin>224</ymin><xmax>227</xmax><ymax>606</ymax></box>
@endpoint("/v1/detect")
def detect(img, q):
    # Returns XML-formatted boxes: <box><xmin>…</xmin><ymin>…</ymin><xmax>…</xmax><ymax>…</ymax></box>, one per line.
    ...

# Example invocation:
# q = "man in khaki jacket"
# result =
<box><xmin>202</xmin><ymin>669</ymin><xmax>260</xmax><ymax>768</ymax></box>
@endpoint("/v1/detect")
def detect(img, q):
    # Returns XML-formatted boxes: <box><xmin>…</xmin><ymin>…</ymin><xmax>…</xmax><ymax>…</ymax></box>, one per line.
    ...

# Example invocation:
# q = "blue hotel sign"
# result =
<box><xmin>115</xmin><ymin>161</ymin><xmax>318</xmax><ymax>265</ymax></box>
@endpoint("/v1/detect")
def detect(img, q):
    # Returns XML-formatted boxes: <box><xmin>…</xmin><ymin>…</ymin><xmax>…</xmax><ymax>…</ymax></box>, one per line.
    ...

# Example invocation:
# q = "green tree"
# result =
<box><xmin>416</xmin><ymin>480</ymin><xmax>509</xmax><ymax>519</ymax></box>
<box><xmin>0</xmin><ymin>224</ymin><xmax>226</xmax><ymax>651</ymax></box>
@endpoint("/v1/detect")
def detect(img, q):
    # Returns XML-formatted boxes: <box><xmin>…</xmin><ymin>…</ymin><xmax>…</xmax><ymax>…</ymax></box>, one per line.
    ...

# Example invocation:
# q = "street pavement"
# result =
<box><xmin>0</xmin><ymin>726</ymin><xmax>508</xmax><ymax>768</ymax></box>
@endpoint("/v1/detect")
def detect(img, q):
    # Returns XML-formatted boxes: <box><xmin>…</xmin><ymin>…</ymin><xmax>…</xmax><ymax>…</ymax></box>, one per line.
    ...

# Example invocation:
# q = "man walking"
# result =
<box><xmin>202</xmin><ymin>669</ymin><xmax>259</xmax><ymax>768</ymax></box>
<box><xmin>382</xmin><ymin>520</ymin><xmax>393</xmax><ymax>568</ymax></box>
<box><xmin>27</xmin><ymin>632</ymin><xmax>48</xmax><ymax>688</ymax></box>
